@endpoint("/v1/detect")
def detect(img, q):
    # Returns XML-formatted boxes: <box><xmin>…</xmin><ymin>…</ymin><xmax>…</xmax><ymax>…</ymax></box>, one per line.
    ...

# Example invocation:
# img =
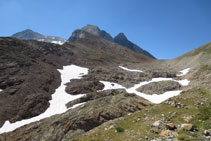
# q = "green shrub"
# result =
<box><xmin>115</xmin><ymin>127</ymin><xmax>125</xmax><ymax>132</ymax></box>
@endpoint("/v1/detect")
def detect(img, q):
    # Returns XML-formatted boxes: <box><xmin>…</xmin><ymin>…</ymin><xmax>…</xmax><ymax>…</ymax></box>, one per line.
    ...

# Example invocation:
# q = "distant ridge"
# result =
<box><xmin>11</xmin><ymin>29</ymin><xmax>67</xmax><ymax>45</ymax></box>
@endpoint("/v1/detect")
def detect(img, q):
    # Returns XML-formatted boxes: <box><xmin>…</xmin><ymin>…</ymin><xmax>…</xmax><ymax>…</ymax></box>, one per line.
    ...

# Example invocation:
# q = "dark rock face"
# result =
<box><xmin>69</xmin><ymin>25</ymin><xmax>113</xmax><ymax>42</ymax></box>
<box><xmin>0</xmin><ymin>90</ymin><xmax>151</xmax><ymax>141</ymax></box>
<box><xmin>114</xmin><ymin>33</ymin><xmax>156</xmax><ymax>59</ymax></box>
<box><xmin>82</xmin><ymin>24</ymin><xmax>113</xmax><ymax>42</ymax></box>
<box><xmin>137</xmin><ymin>81</ymin><xmax>181</xmax><ymax>94</ymax></box>
<box><xmin>11</xmin><ymin>29</ymin><xmax>66</xmax><ymax>44</ymax></box>
<box><xmin>0</xmin><ymin>37</ymin><xmax>73</xmax><ymax>127</ymax></box>
<box><xmin>65</xmin><ymin>79</ymin><xmax>104</xmax><ymax>95</ymax></box>
<box><xmin>68</xmin><ymin>24</ymin><xmax>155</xmax><ymax>59</ymax></box>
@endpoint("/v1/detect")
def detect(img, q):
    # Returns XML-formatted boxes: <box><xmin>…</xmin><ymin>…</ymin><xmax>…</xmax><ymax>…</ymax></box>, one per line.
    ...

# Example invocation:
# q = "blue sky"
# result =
<box><xmin>0</xmin><ymin>0</ymin><xmax>210</xmax><ymax>59</ymax></box>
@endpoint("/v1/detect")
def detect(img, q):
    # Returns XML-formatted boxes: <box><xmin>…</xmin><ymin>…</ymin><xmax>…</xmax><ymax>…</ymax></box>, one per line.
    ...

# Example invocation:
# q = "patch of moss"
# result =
<box><xmin>115</xmin><ymin>127</ymin><xmax>125</xmax><ymax>132</ymax></box>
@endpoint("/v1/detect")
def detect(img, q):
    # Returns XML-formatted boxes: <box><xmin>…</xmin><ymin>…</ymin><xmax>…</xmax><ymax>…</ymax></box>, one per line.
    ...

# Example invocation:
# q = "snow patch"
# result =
<box><xmin>177</xmin><ymin>68</ymin><xmax>190</xmax><ymax>76</ymax></box>
<box><xmin>0</xmin><ymin>89</ymin><xmax>2</xmax><ymax>92</ymax></box>
<box><xmin>51</xmin><ymin>40</ymin><xmax>65</xmax><ymax>45</ymax></box>
<box><xmin>99</xmin><ymin>81</ymin><xmax>125</xmax><ymax>91</ymax></box>
<box><xmin>37</xmin><ymin>39</ymin><xmax>45</xmax><ymax>41</ymax></box>
<box><xmin>176</xmin><ymin>79</ymin><xmax>190</xmax><ymax>86</ymax></box>
<box><xmin>119</xmin><ymin>66</ymin><xmax>143</xmax><ymax>72</ymax></box>
<box><xmin>0</xmin><ymin>65</ymin><xmax>88</xmax><ymax>134</ymax></box>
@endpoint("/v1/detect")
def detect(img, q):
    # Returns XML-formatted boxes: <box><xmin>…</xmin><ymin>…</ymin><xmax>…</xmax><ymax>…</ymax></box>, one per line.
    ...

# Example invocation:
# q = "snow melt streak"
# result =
<box><xmin>0</xmin><ymin>65</ymin><xmax>88</xmax><ymax>134</ymax></box>
<box><xmin>119</xmin><ymin>66</ymin><xmax>143</xmax><ymax>72</ymax></box>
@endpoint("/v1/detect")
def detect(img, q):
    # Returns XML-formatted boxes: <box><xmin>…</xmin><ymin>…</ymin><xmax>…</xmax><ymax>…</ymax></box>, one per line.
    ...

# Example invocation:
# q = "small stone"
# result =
<box><xmin>160</xmin><ymin>130</ymin><xmax>178</xmax><ymax>138</ymax></box>
<box><xmin>136</xmin><ymin>117</ymin><xmax>141</xmax><ymax>122</ymax></box>
<box><xmin>166</xmin><ymin>123</ymin><xmax>176</xmax><ymax>130</ymax></box>
<box><xmin>145</xmin><ymin>136</ymin><xmax>148</xmax><ymax>140</ymax></box>
<box><xmin>204</xmin><ymin>129</ymin><xmax>211</xmax><ymax>136</ymax></box>
<box><xmin>152</xmin><ymin>120</ymin><xmax>163</xmax><ymax>128</ymax></box>
<box><xmin>181</xmin><ymin>123</ymin><xmax>194</xmax><ymax>131</ymax></box>
<box><xmin>108</xmin><ymin>125</ymin><xmax>114</xmax><ymax>130</ymax></box>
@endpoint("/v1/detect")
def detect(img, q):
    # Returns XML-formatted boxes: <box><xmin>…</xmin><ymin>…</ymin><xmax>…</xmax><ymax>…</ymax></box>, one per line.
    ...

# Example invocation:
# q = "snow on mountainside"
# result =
<box><xmin>0</xmin><ymin>65</ymin><xmax>88</xmax><ymax>133</ymax></box>
<box><xmin>100</xmin><ymin>67</ymin><xmax>190</xmax><ymax>104</ymax></box>
<box><xmin>0</xmin><ymin>65</ymin><xmax>190</xmax><ymax>133</ymax></box>
<box><xmin>12</xmin><ymin>29</ymin><xmax>66</xmax><ymax>45</ymax></box>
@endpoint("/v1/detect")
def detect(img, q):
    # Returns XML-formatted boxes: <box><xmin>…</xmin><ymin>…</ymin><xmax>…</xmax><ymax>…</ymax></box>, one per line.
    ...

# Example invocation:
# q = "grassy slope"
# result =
<box><xmin>71</xmin><ymin>88</ymin><xmax>211</xmax><ymax>141</ymax></box>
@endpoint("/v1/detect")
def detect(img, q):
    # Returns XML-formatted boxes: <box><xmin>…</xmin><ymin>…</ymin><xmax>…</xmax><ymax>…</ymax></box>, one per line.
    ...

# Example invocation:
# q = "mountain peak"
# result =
<box><xmin>114</xmin><ymin>32</ymin><xmax>128</xmax><ymax>40</ymax></box>
<box><xmin>69</xmin><ymin>24</ymin><xmax>113</xmax><ymax>42</ymax></box>
<box><xmin>23</xmin><ymin>29</ymin><xmax>34</xmax><ymax>32</ymax></box>
<box><xmin>12</xmin><ymin>29</ymin><xmax>43</xmax><ymax>40</ymax></box>
<box><xmin>82</xmin><ymin>24</ymin><xmax>101</xmax><ymax>36</ymax></box>
<box><xmin>11</xmin><ymin>29</ymin><xmax>66</xmax><ymax>45</ymax></box>
<box><xmin>114</xmin><ymin>32</ymin><xmax>156</xmax><ymax>59</ymax></box>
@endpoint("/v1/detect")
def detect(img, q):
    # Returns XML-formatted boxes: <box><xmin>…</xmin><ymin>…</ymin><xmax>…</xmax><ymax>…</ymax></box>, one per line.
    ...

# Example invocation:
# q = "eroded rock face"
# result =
<box><xmin>0</xmin><ymin>90</ymin><xmax>151</xmax><ymax>141</ymax></box>
<box><xmin>65</xmin><ymin>79</ymin><xmax>104</xmax><ymax>95</ymax></box>
<box><xmin>137</xmin><ymin>81</ymin><xmax>181</xmax><ymax>94</ymax></box>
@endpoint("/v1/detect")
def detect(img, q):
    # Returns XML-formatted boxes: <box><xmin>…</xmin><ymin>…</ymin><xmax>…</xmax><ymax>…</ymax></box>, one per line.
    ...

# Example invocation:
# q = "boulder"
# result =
<box><xmin>181</xmin><ymin>123</ymin><xmax>194</xmax><ymax>131</ymax></box>
<box><xmin>65</xmin><ymin>79</ymin><xmax>104</xmax><ymax>95</ymax></box>
<box><xmin>152</xmin><ymin>120</ymin><xmax>163</xmax><ymax>129</ymax></box>
<box><xmin>204</xmin><ymin>129</ymin><xmax>211</xmax><ymax>136</ymax></box>
<box><xmin>166</xmin><ymin>123</ymin><xmax>176</xmax><ymax>130</ymax></box>
<box><xmin>160</xmin><ymin>130</ymin><xmax>178</xmax><ymax>138</ymax></box>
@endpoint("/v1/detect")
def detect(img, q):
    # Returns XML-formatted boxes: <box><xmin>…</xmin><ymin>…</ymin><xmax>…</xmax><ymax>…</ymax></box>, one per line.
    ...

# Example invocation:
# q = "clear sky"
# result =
<box><xmin>0</xmin><ymin>0</ymin><xmax>210</xmax><ymax>59</ymax></box>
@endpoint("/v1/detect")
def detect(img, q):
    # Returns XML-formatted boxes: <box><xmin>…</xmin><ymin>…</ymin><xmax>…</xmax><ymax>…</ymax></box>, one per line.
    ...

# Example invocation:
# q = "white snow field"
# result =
<box><xmin>177</xmin><ymin>68</ymin><xmax>190</xmax><ymax>76</ymax></box>
<box><xmin>99</xmin><ymin>69</ymin><xmax>190</xmax><ymax>104</ymax></box>
<box><xmin>0</xmin><ymin>65</ymin><xmax>88</xmax><ymax>134</ymax></box>
<box><xmin>51</xmin><ymin>40</ymin><xmax>65</xmax><ymax>45</ymax></box>
<box><xmin>119</xmin><ymin>66</ymin><xmax>143</xmax><ymax>72</ymax></box>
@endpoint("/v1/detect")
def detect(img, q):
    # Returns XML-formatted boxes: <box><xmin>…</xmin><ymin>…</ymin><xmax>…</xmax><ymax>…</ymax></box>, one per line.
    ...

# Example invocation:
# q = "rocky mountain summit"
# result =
<box><xmin>114</xmin><ymin>33</ymin><xmax>155</xmax><ymax>59</ymax></box>
<box><xmin>69</xmin><ymin>24</ymin><xmax>155</xmax><ymax>59</ymax></box>
<box><xmin>12</xmin><ymin>29</ymin><xmax>67</xmax><ymax>45</ymax></box>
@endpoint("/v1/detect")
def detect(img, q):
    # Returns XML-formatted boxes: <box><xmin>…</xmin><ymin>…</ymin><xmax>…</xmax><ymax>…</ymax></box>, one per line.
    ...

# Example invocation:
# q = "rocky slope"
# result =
<box><xmin>0</xmin><ymin>37</ymin><xmax>74</xmax><ymax>127</ymax></box>
<box><xmin>12</xmin><ymin>29</ymin><xmax>67</xmax><ymax>45</ymax></box>
<box><xmin>0</xmin><ymin>28</ymin><xmax>210</xmax><ymax>141</ymax></box>
<box><xmin>0</xmin><ymin>35</ymin><xmax>153</xmax><ymax>132</ymax></box>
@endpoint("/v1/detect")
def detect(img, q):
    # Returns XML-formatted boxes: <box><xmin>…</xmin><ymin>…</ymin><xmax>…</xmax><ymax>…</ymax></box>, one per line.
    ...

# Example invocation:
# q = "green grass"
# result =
<box><xmin>115</xmin><ymin>127</ymin><xmax>125</xmax><ymax>132</ymax></box>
